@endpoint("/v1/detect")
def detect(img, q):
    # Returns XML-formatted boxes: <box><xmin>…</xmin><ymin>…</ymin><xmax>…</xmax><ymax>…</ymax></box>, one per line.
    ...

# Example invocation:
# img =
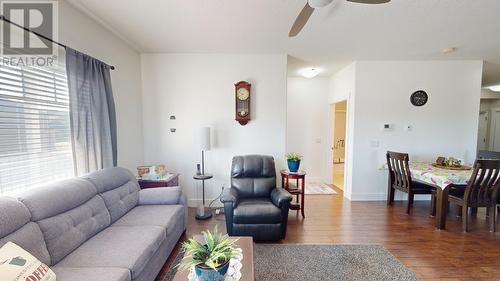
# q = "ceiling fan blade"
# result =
<box><xmin>289</xmin><ymin>3</ymin><xmax>315</xmax><ymax>37</ymax></box>
<box><xmin>347</xmin><ymin>0</ymin><xmax>390</xmax><ymax>4</ymax></box>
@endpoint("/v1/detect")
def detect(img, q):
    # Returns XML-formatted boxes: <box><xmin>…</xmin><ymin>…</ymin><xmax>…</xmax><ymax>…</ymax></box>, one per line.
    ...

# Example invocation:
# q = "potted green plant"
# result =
<box><xmin>178</xmin><ymin>226</ymin><xmax>239</xmax><ymax>281</ymax></box>
<box><xmin>285</xmin><ymin>152</ymin><xmax>303</xmax><ymax>173</ymax></box>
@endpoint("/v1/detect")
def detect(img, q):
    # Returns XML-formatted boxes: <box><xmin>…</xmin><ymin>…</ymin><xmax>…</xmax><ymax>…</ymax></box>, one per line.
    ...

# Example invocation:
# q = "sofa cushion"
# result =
<box><xmin>0</xmin><ymin>222</ymin><xmax>51</xmax><ymax>266</ymax></box>
<box><xmin>18</xmin><ymin>178</ymin><xmax>97</xmax><ymax>221</ymax></box>
<box><xmin>36</xmin><ymin>195</ymin><xmax>111</xmax><ymax>264</ymax></box>
<box><xmin>56</xmin><ymin>225</ymin><xmax>165</xmax><ymax>279</ymax></box>
<box><xmin>0</xmin><ymin>197</ymin><xmax>31</xmax><ymax>238</ymax></box>
<box><xmin>233</xmin><ymin>198</ymin><xmax>282</xmax><ymax>224</ymax></box>
<box><xmin>83</xmin><ymin>167</ymin><xmax>140</xmax><ymax>223</ymax></box>
<box><xmin>0</xmin><ymin>197</ymin><xmax>51</xmax><ymax>265</ymax></box>
<box><xmin>52</xmin><ymin>267</ymin><xmax>131</xmax><ymax>281</ymax></box>
<box><xmin>113</xmin><ymin>205</ymin><xmax>184</xmax><ymax>235</ymax></box>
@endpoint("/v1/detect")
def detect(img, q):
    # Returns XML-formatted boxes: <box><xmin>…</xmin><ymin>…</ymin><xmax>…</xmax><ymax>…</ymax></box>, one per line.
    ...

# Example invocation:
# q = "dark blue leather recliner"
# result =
<box><xmin>221</xmin><ymin>155</ymin><xmax>292</xmax><ymax>241</ymax></box>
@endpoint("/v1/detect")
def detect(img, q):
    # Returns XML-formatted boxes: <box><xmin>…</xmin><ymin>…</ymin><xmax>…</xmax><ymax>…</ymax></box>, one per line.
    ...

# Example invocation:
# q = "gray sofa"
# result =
<box><xmin>0</xmin><ymin>167</ymin><xmax>187</xmax><ymax>281</ymax></box>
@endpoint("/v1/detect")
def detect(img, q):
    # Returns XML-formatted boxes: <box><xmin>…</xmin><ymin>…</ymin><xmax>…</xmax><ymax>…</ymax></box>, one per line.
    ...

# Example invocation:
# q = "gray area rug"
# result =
<box><xmin>163</xmin><ymin>244</ymin><xmax>418</xmax><ymax>281</ymax></box>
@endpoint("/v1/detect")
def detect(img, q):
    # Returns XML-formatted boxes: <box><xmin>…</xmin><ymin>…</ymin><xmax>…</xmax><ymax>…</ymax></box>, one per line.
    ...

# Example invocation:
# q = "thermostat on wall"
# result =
<box><xmin>383</xmin><ymin>123</ymin><xmax>394</xmax><ymax>131</ymax></box>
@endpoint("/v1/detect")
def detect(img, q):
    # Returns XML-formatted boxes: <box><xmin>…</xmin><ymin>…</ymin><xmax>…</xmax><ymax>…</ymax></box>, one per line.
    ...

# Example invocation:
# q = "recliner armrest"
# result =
<box><xmin>220</xmin><ymin>188</ymin><xmax>239</xmax><ymax>208</ymax></box>
<box><xmin>271</xmin><ymin>188</ymin><xmax>292</xmax><ymax>208</ymax></box>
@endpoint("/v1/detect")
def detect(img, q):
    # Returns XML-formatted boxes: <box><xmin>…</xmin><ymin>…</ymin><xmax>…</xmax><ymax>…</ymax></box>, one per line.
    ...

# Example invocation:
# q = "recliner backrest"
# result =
<box><xmin>231</xmin><ymin>155</ymin><xmax>276</xmax><ymax>198</ymax></box>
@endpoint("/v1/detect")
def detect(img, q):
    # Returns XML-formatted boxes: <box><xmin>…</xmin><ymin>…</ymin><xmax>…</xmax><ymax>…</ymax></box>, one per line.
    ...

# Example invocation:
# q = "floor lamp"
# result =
<box><xmin>194</xmin><ymin>127</ymin><xmax>212</xmax><ymax>220</ymax></box>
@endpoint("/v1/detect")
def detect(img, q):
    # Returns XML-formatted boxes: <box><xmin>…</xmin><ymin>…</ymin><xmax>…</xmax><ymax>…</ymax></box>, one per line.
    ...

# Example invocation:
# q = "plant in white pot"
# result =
<box><xmin>178</xmin><ymin>227</ymin><xmax>239</xmax><ymax>281</ymax></box>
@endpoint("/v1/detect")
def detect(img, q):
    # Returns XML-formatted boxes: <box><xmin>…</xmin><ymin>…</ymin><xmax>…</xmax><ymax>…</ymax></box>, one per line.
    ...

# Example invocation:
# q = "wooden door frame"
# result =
<box><xmin>478</xmin><ymin>110</ymin><xmax>489</xmax><ymax>151</ymax></box>
<box><xmin>489</xmin><ymin>107</ymin><xmax>500</xmax><ymax>151</ymax></box>
<box><xmin>330</xmin><ymin>100</ymin><xmax>348</xmax><ymax>190</ymax></box>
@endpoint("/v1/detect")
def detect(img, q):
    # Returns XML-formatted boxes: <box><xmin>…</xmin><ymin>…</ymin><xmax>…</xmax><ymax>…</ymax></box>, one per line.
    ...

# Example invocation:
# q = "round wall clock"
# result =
<box><xmin>410</xmin><ymin>90</ymin><xmax>428</xmax><ymax>107</ymax></box>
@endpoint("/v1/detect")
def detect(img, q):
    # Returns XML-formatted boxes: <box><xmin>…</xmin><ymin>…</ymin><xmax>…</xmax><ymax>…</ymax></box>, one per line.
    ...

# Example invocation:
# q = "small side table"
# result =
<box><xmin>138</xmin><ymin>173</ymin><xmax>179</xmax><ymax>189</ymax></box>
<box><xmin>280</xmin><ymin>170</ymin><xmax>306</xmax><ymax>218</ymax></box>
<box><xmin>193</xmin><ymin>173</ymin><xmax>213</xmax><ymax>220</ymax></box>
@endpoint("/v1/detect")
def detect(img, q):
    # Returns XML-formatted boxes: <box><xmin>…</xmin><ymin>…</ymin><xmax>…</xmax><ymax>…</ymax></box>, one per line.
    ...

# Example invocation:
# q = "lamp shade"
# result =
<box><xmin>198</xmin><ymin>127</ymin><xmax>211</xmax><ymax>151</ymax></box>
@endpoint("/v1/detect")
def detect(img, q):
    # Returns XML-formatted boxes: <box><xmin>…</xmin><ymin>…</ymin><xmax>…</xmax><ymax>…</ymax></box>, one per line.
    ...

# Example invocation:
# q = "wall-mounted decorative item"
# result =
<box><xmin>410</xmin><ymin>90</ymin><xmax>428</xmax><ymax>107</ymax></box>
<box><xmin>235</xmin><ymin>81</ymin><xmax>251</xmax><ymax>125</ymax></box>
<box><xmin>169</xmin><ymin>114</ymin><xmax>176</xmax><ymax>132</ymax></box>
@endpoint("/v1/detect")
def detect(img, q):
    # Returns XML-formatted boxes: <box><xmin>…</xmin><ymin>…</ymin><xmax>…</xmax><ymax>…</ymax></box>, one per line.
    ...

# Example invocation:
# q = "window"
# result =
<box><xmin>0</xmin><ymin>64</ymin><xmax>74</xmax><ymax>195</ymax></box>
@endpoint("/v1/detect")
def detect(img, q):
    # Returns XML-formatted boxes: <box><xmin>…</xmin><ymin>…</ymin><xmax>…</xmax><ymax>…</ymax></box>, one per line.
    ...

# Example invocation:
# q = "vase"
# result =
<box><xmin>287</xmin><ymin>160</ymin><xmax>300</xmax><ymax>173</ymax></box>
<box><xmin>194</xmin><ymin>261</ymin><xmax>230</xmax><ymax>281</ymax></box>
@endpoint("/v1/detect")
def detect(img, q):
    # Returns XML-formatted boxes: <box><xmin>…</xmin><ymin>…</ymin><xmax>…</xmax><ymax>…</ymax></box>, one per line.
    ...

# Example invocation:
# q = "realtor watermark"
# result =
<box><xmin>1</xmin><ymin>1</ymin><xmax>58</xmax><ymax>67</ymax></box>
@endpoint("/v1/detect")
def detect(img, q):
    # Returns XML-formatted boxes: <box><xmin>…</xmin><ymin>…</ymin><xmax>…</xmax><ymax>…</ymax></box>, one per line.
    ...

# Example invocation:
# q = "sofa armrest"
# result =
<box><xmin>271</xmin><ymin>188</ymin><xmax>292</xmax><ymax>208</ymax></box>
<box><xmin>220</xmin><ymin>188</ymin><xmax>239</xmax><ymax>208</ymax></box>
<box><xmin>139</xmin><ymin>186</ymin><xmax>182</xmax><ymax>205</ymax></box>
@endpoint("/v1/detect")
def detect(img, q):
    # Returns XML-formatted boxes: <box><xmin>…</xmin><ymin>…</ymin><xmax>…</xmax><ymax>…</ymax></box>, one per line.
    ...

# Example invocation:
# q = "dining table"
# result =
<box><xmin>409</xmin><ymin>162</ymin><xmax>473</xmax><ymax>229</ymax></box>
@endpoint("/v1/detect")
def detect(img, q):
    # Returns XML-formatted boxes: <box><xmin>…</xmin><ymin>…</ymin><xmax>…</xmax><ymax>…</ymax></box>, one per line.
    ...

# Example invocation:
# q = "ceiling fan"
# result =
<box><xmin>289</xmin><ymin>0</ymin><xmax>391</xmax><ymax>37</ymax></box>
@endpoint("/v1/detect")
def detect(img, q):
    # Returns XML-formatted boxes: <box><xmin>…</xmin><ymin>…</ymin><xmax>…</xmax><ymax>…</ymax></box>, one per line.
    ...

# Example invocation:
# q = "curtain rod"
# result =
<box><xmin>0</xmin><ymin>15</ymin><xmax>115</xmax><ymax>70</ymax></box>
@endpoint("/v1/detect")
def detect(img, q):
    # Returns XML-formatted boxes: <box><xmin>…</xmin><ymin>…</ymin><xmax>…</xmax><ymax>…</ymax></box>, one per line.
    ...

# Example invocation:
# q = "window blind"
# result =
<box><xmin>0</xmin><ymin>64</ymin><xmax>74</xmax><ymax>195</ymax></box>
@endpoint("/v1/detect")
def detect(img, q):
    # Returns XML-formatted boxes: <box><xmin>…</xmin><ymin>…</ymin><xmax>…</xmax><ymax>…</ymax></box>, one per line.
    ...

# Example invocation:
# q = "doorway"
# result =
<box><xmin>331</xmin><ymin>100</ymin><xmax>347</xmax><ymax>190</ymax></box>
<box><xmin>489</xmin><ymin>107</ymin><xmax>500</xmax><ymax>151</ymax></box>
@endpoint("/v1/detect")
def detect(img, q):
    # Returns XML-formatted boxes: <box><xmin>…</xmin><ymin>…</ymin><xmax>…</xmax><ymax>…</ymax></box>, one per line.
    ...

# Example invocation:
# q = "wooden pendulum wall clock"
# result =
<box><xmin>235</xmin><ymin>81</ymin><xmax>251</xmax><ymax>125</ymax></box>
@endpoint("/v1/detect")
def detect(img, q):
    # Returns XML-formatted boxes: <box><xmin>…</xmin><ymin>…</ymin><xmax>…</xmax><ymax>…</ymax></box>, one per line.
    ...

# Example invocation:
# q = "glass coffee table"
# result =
<box><xmin>172</xmin><ymin>236</ymin><xmax>254</xmax><ymax>281</ymax></box>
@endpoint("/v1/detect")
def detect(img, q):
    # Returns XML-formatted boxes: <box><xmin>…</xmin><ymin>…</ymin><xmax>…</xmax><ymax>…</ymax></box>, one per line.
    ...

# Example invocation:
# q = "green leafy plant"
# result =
<box><xmin>285</xmin><ymin>152</ymin><xmax>303</xmax><ymax>161</ymax></box>
<box><xmin>178</xmin><ymin>226</ymin><xmax>239</xmax><ymax>271</ymax></box>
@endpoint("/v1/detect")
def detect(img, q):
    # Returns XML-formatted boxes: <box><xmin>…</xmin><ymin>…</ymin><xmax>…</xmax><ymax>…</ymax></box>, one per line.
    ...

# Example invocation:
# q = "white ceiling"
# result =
<box><xmin>68</xmin><ymin>0</ymin><xmax>500</xmax><ymax>85</ymax></box>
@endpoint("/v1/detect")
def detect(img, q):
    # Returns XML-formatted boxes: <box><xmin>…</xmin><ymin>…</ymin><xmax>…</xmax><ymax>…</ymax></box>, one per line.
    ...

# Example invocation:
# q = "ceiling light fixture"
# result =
<box><xmin>307</xmin><ymin>0</ymin><xmax>334</xmax><ymax>8</ymax></box>
<box><xmin>298</xmin><ymin>67</ymin><xmax>322</xmax><ymax>78</ymax></box>
<box><xmin>442</xmin><ymin>47</ymin><xmax>457</xmax><ymax>54</ymax></box>
<box><xmin>488</xmin><ymin>85</ymin><xmax>500</xmax><ymax>92</ymax></box>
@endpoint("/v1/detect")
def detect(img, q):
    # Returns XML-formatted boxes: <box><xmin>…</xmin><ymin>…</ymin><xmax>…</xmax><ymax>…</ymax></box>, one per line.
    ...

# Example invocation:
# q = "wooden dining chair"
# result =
<box><xmin>477</xmin><ymin>150</ymin><xmax>500</xmax><ymax>160</ymax></box>
<box><xmin>447</xmin><ymin>159</ymin><xmax>500</xmax><ymax>232</ymax></box>
<box><xmin>386</xmin><ymin>151</ymin><xmax>437</xmax><ymax>215</ymax></box>
<box><xmin>477</xmin><ymin>150</ymin><xmax>500</xmax><ymax>215</ymax></box>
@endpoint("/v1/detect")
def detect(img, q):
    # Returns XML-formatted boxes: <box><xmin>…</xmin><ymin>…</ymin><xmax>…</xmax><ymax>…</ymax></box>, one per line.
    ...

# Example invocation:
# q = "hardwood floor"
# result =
<box><xmin>156</xmin><ymin>188</ymin><xmax>500</xmax><ymax>281</ymax></box>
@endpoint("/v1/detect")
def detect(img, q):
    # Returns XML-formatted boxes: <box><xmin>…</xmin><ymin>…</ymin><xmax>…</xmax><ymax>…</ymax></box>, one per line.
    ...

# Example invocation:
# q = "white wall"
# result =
<box><xmin>286</xmin><ymin>78</ymin><xmax>329</xmax><ymax>182</ymax></box>
<box><xmin>350</xmin><ymin>61</ymin><xmax>483</xmax><ymax>200</ymax></box>
<box><xmin>59</xmin><ymin>1</ymin><xmax>144</xmax><ymax>171</ymax></box>
<box><xmin>141</xmin><ymin>54</ymin><xmax>288</xmax><ymax>205</ymax></box>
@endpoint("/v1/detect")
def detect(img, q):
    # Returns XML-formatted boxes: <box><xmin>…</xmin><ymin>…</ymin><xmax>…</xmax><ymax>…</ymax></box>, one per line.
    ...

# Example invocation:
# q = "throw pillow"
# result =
<box><xmin>0</xmin><ymin>242</ymin><xmax>56</xmax><ymax>281</ymax></box>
